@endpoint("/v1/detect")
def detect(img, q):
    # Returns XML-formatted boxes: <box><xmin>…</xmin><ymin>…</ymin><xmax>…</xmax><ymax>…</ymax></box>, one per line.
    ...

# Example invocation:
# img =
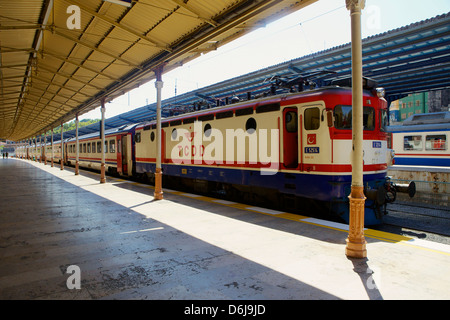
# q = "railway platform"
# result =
<box><xmin>1</xmin><ymin>158</ymin><xmax>449</xmax><ymax>302</ymax></box>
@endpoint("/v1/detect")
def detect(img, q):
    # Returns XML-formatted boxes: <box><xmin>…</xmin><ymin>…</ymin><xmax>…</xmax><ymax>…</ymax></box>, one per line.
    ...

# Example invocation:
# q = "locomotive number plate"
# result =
<box><xmin>305</xmin><ymin>147</ymin><xmax>320</xmax><ymax>153</ymax></box>
<box><xmin>372</xmin><ymin>141</ymin><xmax>382</xmax><ymax>148</ymax></box>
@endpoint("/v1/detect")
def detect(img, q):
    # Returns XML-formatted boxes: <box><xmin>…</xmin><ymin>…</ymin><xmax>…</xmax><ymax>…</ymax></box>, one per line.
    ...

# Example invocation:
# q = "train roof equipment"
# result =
<box><xmin>387</xmin><ymin>111</ymin><xmax>450</xmax><ymax>132</ymax></box>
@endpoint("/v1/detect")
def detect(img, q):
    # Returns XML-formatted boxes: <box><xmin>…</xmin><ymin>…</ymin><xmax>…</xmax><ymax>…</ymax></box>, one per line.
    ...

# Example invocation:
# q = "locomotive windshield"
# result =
<box><xmin>334</xmin><ymin>105</ymin><xmax>375</xmax><ymax>131</ymax></box>
<box><xmin>380</xmin><ymin>109</ymin><xmax>388</xmax><ymax>132</ymax></box>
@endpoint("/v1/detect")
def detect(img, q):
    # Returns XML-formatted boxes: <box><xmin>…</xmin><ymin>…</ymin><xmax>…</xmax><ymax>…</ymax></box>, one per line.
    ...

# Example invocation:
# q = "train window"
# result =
<box><xmin>304</xmin><ymin>108</ymin><xmax>320</xmax><ymax>130</ymax></box>
<box><xmin>110</xmin><ymin>140</ymin><xmax>115</xmax><ymax>153</ymax></box>
<box><xmin>105</xmin><ymin>141</ymin><xmax>108</xmax><ymax>153</ymax></box>
<box><xmin>285</xmin><ymin>111</ymin><xmax>297</xmax><ymax>133</ymax></box>
<box><xmin>403</xmin><ymin>135</ymin><xmax>423</xmax><ymax>151</ymax></box>
<box><xmin>364</xmin><ymin>107</ymin><xmax>375</xmax><ymax>130</ymax></box>
<box><xmin>183</xmin><ymin>117</ymin><xmax>196</xmax><ymax>124</ymax></box>
<box><xmin>170</xmin><ymin>120</ymin><xmax>182</xmax><ymax>126</ymax></box>
<box><xmin>171</xmin><ymin>128</ymin><xmax>177</xmax><ymax>140</ymax></box>
<box><xmin>334</xmin><ymin>106</ymin><xmax>375</xmax><ymax>130</ymax></box>
<box><xmin>151</xmin><ymin>131</ymin><xmax>155</xmax><ymax>142</ymax></box>
<box><xmin>256</xmin><ymin>103</ymin><xmax>280</xmax><ymax>113</ymax></box>
<box><xmin>83</xmin><ymin>143</ymin><xmax>86</xmax><ymax>153</ymax></box>
<box><xmin>91</xmin><ymin>142</ymin><xmax>96</xmax><ymax>153</ymax></box>
<box><xmin>198</xmin><ymin>114</ymin><xmax>214</xmax><ymax>122</ymax></box>
<box><xmin>135</xmin><ymin>132</ymin><xmax>141</xmax><ymax>143</ymax></box>
<box><xmin>216</xmin><ymin>110</ymin><xmax>233</xmax><ymax>119</ymax></box>
<box><xmin>143</xmin><ymin>125</ymin><xmax>151</xmax><ymax>131</ymax></box>
<box><xmin>204</xmin><ymin>123</ymin><xmax>212</xmax><ymax>137</ymax></box>
<box><xmin>97</xmin><ymin>141</ymin><xmax>101</xmax><ymax>153</ymax></box>
<box><xmin>87</xmin><ymin>143</ymin><xmax>91</xmax><ymax>153</ymax></box>
<box><xmin>162</xmin><ymin>122</ymin><xmax>169</xmax><ymax>128</ymax></box>
<box><xmin>236</xmin><ymin>107</ymin><xmax>253</xmax><ymax>117</ymax></box>
<box><xmin>334</xmin><ymin>106</ymin><xmax>352</xmax><ymax>129</ymax></box>
<box><xmin>380</xmin><ymin>109</ymin><xmax>388</xmax><ymax>132</ymax></box>
<box><xmin>246</xmin><ymin>117</ymin><xmax>257</xmax><ymax>133</ymax></box>
<box><xmin>425</xmin><ymin>135</ymin><xmax>447</xmax><ymax>151</ymax></box>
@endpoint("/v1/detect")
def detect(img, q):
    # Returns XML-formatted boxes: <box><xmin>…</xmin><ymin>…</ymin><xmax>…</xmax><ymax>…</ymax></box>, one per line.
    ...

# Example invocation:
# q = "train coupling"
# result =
<box><xmin>382</xmin><ymin>176</ymin><xmax>416</xmax><ymax>203</ymax></box>
<box><xmin>365</xmin><ymin>185</ymin><xmax>387</xmax><ymax>206</ymax></box>
<box><xmin>393</xmin><ymin>181</ymin><xmax>416</xmax><ymax>198</ymax></box>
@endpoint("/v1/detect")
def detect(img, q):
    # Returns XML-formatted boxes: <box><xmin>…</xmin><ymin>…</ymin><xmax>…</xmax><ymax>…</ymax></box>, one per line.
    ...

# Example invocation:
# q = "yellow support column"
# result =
<box><xmin>75</xmin><ymin>114</ymin><xmax>79</xmax><ymax>175</ymax></box>
<box><xmin>60</xmin><ymin>123</ymin><xmax>64</xmax><ymax>171</ymax></box>
<box><xmin>51</xmin><ymin>130</ymin><xmax>54</xmax><ymax>167</ymax></box>
<box><xmin>345</xmin><ymin>0</ymin><xmax>367</xmax><ymax>259</ymax></box>
<box><xmin>154</xmin><ymin>66</ymin><xmax>164</xmax><ymax>200</ymax></box>
<box><xmin>100</xmin><ymin>99</ymin><xmax>106</xmax><ymax>184</ymax></box>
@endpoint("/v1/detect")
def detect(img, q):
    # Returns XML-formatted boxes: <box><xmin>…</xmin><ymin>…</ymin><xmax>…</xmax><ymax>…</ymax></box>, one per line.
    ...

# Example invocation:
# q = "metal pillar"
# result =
<box><xmin>100</xmin><ymin>99</ymin><xmax>106</xmax><ymax>183</ymax></box>
<box><xmin>34</xmin><ymin>136</ymin><xmax>37</xmax><ymax>161</ymax></box>
<box><xmin>60</xmin><ymin>123</ymin><xmax>64</xmax><ymax>170</ymax></box>
<box><xmin>345</xmin><ymin>0</ymin><xmax>367</xmax><ymax>259</ymax></box>
<box><xmin>39</xmin><ymin>134</ymin><xmax>42</xmax><ymax>163</ymax></box>
<box><xmin>44</xmin><ymin>134</ymin><xmax>47</xmax><ymax>165</ymax></box>
<box><xmin>75</xmin><ymin>114</ymin><xmax>79</xmax><ymax>175</ymax></box>
<box><xmin>51</xmin><ymin>129</ymin><xmax>54</xmax><ymax>167</ymax></box>
<box><xmin>154</xmin><ymin>67</ymin><xmax>164</xmax><ymax>200</ymax></box>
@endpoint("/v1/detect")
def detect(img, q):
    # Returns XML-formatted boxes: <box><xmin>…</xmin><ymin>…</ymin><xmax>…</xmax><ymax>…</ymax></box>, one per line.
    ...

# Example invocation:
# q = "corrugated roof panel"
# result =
<box><xmin>1</xmin><ymin>0</ymin><xmax>320</xmax><ymax>140</ymax></box>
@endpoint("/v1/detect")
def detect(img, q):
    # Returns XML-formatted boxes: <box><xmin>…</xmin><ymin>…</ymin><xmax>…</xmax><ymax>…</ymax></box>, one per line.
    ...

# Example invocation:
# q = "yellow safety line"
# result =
<box><xmin>105</xmin><ymin>176</ymin><xmax>450</xmax><ymax>256</ymax></box>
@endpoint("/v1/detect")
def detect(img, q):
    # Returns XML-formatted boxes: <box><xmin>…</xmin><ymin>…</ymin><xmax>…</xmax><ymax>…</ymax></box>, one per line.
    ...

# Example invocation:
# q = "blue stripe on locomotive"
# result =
<box><xmin>137</xmin><ymin>161</ymin><xmax>386</xmax><ymax>225</ymax></box>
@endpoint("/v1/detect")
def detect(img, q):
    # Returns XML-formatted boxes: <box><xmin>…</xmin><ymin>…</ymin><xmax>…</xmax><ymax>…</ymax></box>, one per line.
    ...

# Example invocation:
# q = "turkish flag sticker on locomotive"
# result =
<box><xmin>307</xmin><ymin>134</ymin><xmax>316</xmax><ymax>145</ymax></box>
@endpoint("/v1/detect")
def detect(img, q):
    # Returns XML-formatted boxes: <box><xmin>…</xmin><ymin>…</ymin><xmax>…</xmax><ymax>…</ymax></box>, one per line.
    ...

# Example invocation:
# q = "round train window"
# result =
<box><xmin>204</xmin><ymin>123</ymin><xmax>212</xmax><ymax>138</ymax></box>
<box><xmin>171</xmin><ymin>128</ymin><xmax>177</xmax><ymax>140</ymax></box>
<box><xmin>150</xmin><ymin>131</ymin><xmax>155</xmax><ymax>142</ymax></box>
<box><xmin>245</xmin><ymin>117</ymin><xmax>257</xmax><ymax>133</ymax></box>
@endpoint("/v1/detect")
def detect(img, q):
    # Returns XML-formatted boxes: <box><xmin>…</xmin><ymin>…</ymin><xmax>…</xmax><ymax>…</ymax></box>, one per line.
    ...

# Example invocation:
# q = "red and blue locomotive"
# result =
<box><xmin>19</xmin><ymin>76</ymin><xmax>414</xmax><ymax>225</ymax></box>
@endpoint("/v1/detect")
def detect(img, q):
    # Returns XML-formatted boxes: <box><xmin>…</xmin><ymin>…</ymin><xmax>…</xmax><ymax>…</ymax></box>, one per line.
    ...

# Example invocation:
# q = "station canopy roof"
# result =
<box><xmin>0</xmin><ymin>0</ymin><xmax>317</xmax><ymax>141</ymax></box>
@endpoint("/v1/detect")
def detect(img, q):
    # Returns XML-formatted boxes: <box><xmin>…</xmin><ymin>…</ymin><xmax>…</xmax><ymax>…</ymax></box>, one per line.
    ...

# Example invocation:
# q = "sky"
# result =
<box><xmin>80</xmin><ymin>0</ymin><xmax>450</xmax><ymax>120</ymax></box>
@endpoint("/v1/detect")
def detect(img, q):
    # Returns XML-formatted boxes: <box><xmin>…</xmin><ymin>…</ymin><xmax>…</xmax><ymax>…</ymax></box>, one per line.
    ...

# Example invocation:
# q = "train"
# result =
<box><xmin>387</xmin><ymin>111</ymin><xmax>450</xmax><ymax>167</ymax></box>
<box><xmin>16</xmin><ymin>76</ymin><xmax>416</xmax><ymax>225</ymax></box>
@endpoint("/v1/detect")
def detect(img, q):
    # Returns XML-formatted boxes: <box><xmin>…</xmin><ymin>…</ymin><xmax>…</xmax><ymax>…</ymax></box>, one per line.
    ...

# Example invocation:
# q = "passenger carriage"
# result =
<box><xmin>387</xmin><ymin>112</ymin><xmax>450</xmax><ymax>167</ymax></box>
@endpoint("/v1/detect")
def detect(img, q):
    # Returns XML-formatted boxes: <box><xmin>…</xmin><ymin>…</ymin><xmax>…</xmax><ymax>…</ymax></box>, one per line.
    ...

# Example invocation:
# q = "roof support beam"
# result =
<box><xmin>10</xmin><ymin>0</ymin><xmax>54</xmax><ymax>139</ymax></box>
<box><xmin>32</xmin><ymin>78</ymin><xmax>91</xmax><ymax>97</ymax></box>
<box><xmin>67</xmin><ymin>0</ymin><xmax>171</xmax><ymax>52</ymax></box>
<box><xmin>52</xmin><ymin>29</ymin><xmax>140</xmax><ymax>68</ymax></box>
<box><xmin>38</xmin><ymin>64</ymin><xmax>105</xmax><ymax>91</ymax></box>
<box><xmin>169</xmin><ymin>0</ymin><xmax>218</xmax><ymax>27</ymax></box>
<box><xmin>39</xmin><ymin>50</ymin><xmax>116</xmax><ymax>80</ymax></box>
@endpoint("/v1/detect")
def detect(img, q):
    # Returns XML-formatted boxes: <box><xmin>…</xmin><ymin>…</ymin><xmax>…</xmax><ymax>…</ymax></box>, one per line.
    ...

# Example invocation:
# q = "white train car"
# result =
<box><xmin>388</xmin><ymin>112</ymin><xmax>450</xmax><ymax>167</ymax></box>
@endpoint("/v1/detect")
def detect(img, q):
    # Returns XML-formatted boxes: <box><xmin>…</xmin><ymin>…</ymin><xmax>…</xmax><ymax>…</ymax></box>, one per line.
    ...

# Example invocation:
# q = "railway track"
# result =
<box><xmin>374</xmin><ymin>202</ymin><xmax>450</xmax><ymax>245</ymax></box>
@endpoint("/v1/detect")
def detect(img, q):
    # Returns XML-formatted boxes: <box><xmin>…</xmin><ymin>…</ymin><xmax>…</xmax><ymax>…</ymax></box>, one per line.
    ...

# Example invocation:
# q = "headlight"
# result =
<box><xmin>376</xmin><ymin>87</ymin><xmax>385</xmax><ymax>98</ymax></box>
